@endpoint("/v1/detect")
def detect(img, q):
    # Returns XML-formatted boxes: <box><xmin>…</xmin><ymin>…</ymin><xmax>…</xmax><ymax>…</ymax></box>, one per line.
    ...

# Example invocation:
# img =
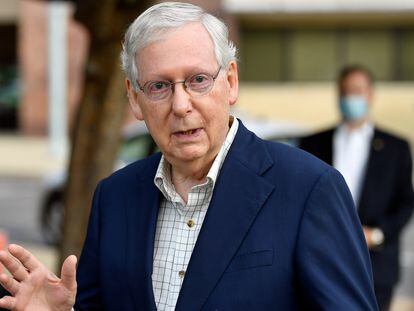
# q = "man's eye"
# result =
<box><xmin>188</xmin><ymin>75</ymin><xmax>211</xmax><ymax>91</ymax></box>
<box><xmin>149</xmin><ymin>81</ymin><xmax>169</xmax><ymax>92</ymax></box>
<box><xmin>192</xmin><ymin>75</ymin><xmax>207</xmax><ymax>84</ymax></box>
<box><xmin>195</xmin><ymin>75</ymin><xmax>206</xmax><ymax>83</ymax></box>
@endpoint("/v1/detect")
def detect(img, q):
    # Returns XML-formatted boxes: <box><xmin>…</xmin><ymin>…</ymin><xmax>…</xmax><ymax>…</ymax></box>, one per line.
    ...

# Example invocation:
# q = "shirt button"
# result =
<box><xmin>178</xmin><ymin>270</ymin><xmax>186</xmax><ymax>278</ymax></box>
<box><xmin>187</xmin><ymin>219</ymin><xmax>195</xmax><ymax>228</ymax></box>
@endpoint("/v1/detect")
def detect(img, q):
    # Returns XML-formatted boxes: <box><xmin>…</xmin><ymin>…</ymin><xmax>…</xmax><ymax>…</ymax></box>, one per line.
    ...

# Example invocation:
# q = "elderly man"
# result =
<box><xmin>0</xmin><ymin>2</ymin><xmax>378</xmax><ymax>310</ymax></box>
<box><xmin>300</xmin><ymin>65</ymin><xmax>414</xmax><ymax>310</ymax></box>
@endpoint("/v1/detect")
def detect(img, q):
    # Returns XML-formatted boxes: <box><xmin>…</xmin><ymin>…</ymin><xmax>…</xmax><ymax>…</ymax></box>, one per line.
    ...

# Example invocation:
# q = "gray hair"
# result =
<box><xmin>120</xmin><ymin>2</ymin><xmax>237</xmax><ymax>90</ymax></box>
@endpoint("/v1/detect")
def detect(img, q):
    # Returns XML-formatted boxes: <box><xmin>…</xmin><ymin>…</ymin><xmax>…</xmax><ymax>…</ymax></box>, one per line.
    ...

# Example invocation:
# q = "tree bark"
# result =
<box><xmin>59</xmin><ymin>0</ymin><xmax>150</xmax><ymax>265</ymax></box>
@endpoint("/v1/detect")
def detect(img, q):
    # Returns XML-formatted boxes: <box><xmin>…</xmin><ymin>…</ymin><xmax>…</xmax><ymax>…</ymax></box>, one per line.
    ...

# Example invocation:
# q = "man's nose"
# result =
<box><xmin>171</xmin><ymin>82</ymin><xmax>192</xmax><ymax>117</ymax></box>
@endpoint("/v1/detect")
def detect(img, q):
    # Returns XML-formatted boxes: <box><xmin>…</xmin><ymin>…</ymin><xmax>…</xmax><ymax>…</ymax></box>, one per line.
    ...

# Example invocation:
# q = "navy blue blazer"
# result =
<box><xmin>75</xmin><ymin>121</ymin><xmax>378</xmax><ymax>310</ymax></box>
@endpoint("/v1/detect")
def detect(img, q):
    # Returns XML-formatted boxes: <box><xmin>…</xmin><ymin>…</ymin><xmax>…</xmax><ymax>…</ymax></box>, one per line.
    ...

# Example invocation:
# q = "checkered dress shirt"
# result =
<box><xmin>152</xmin><ymin>117</ymin><xmax>239</xmax><ymax>310</ymax></box>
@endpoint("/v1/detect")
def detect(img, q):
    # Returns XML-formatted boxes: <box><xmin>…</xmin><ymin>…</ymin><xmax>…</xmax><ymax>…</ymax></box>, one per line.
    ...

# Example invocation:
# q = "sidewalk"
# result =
<box><xmin>0</xmin><ymin>134</ymin><xmax>67</xmax><ymax>177</ymax></box>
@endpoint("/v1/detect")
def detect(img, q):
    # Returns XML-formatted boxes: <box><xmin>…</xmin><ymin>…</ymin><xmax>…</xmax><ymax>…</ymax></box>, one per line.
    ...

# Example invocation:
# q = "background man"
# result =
<box><xmin>300</xmin><ymin>64</ymin><xmax>414</xmax><ymax>310</ymax></box>
<box><xmin>0</xmin><ymin>3</ymin><xmax>378</xmax><ymax>310</ymax></box>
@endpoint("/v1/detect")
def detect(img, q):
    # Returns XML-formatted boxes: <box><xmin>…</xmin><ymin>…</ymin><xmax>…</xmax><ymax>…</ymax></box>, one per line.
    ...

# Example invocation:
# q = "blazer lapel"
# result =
<box><xmin>175</xmin><ymin>122</ymin><xmax>275</xmax><ymax>310</ymax></box>
<box><xmin>125</xmin><ymin>155</ymin><xmax>161</xmax><ymax>310</ymax></box>
<box><xmin>358</xmin><ymin>129</ymin><xmax>386</xmax><ymax>212</ymax></box>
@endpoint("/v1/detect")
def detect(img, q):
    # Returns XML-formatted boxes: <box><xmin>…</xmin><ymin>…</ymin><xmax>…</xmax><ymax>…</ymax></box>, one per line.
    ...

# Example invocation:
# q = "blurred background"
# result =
<box><xmin>0</xmin><ymin>0</ymin><xmax>413</xmax><ymax>309</ymax></box>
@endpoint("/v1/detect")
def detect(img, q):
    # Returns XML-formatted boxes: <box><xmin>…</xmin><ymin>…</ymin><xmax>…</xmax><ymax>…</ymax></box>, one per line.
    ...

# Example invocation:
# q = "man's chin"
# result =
<box><xmin>175</xmin><ymin>151</ymin><xmax>204</xmax><ymax>162</ymax></box>
<box><xmin>166</xmin><ymin>147</ymin><xmax>210</xmax><ymax>164</ymax></box>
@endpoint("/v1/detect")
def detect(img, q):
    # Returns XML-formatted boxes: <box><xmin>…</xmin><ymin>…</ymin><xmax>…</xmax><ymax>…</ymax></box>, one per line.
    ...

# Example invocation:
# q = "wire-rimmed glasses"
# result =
<box><xmin>137</xmin><ymin>67</ymin><xmax>222</xmax><ymax>102</ymax></box>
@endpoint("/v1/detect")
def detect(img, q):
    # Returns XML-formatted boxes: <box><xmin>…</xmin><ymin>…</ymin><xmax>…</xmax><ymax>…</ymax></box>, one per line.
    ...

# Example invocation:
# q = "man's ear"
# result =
<box><xmin>125</xmin><ymin>79</ymin><xmax>144</xmax><ymax>121</ymax></box>
<box><xmin>226</xmin><ymin>61</ymin><xmax>239</xmax><ymax>106</ymax></box>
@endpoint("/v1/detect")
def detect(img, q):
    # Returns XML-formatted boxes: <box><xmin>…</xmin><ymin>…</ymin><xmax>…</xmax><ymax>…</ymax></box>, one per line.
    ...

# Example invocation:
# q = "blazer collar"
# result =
<box><xmin>228</xmin><ymin>120</ymin><xmax>275</xmax><ymax>175</ymax></box>
<box><xmin>175</xmin><ymin>120</ymin><xmax>275</xmax><ymax>310</ymax></box>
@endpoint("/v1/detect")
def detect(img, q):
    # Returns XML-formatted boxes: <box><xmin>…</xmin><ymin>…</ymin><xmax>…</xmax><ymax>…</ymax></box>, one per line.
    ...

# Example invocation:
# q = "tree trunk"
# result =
<box><xmin>59</xmin><ymin>0</ymin><xmax>150</xmax><ymax>265</ymax></box>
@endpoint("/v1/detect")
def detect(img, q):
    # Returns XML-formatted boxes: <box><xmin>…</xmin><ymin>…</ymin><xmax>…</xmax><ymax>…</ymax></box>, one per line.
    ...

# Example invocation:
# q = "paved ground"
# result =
<box><xmin>0</xmin><ymin>134</ymin><xmax>67</xmax><ymax>178</ymax></box>
<box><xmin>0</xmin><ymin>134</ymin><xmax>413</xmax><ymax>310</ymax></box>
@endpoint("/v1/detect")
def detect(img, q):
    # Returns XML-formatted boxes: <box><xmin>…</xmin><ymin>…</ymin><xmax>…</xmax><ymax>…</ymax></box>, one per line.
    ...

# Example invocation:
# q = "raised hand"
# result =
<box><xmin>0</xmin><ymin>244</ymin><xmax>77</xmax><ymax>311</ymax></box>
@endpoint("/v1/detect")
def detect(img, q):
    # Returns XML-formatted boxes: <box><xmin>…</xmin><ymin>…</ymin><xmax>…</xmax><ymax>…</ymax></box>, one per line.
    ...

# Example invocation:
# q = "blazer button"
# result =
<box><xmin>178</xmin><ymin>270</ymin><xmax>186</xmax><ymax>278</ymax></box>
<box><xmin>187</xmin><ymin>219</ymin><xmax>195</xmax><ymax>228</ymax></box>
<box><xmin>373</xmin><ymin>138</ymin><xmax>384</xmax><ymax>151</ymax></box>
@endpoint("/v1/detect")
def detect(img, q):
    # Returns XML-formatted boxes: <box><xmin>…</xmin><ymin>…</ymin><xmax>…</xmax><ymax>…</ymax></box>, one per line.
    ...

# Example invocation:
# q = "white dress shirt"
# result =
<box><xmin>333</xmin><ymin>122</ymin><xmax>374</xmax><ymax>206</ymax></box>
<box><xmin>152</xmin><ymin>117</ymin><xmax>239</xmax><ymax>311</ymax></box>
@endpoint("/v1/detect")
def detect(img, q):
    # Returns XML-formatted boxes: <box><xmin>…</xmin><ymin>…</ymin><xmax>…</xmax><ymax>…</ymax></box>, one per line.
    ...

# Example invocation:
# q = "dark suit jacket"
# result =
<box><xmin>0</xmin><ymin>285</ymin><xmax>8</xmax><ymax>311</ymax></box>
<box><xmin>300</xmin><ymin>127</ymin><xmax>414</xmax><ymax>287</ymax></box>
<box><xmin>75</xmin><ymin>121</ymin><xmax>378</xmax><ymax>310</ymax></box>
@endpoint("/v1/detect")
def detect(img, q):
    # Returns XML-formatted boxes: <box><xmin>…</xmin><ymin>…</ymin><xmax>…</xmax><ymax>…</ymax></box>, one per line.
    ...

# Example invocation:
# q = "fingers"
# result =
<box><xmin>8</xmin><ymin>244</ymin><xmax>41</xmax><ymax>272</ymax></box>
<box><xmin>0</xmin><ymin>273</ymin><xmax>19</xmax><ymax>295</ymax></box>
<box><xmin>60</xmin><ymin>255</ymin><xmax>77</xmax><ymax>291</ymax></box>
<box><xmin>0</xmin><ymin>249</ymin><xmax>28</xmax><ymax>282</ymax></box>
<box><xmin>0</xmin><ymin>295</ymin><xmax>15</xmax><ymax>310</ymax></box>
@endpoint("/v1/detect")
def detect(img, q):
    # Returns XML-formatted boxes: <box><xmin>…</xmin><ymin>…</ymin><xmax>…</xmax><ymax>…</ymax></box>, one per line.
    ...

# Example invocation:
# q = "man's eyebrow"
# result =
<box><xmin>143</xmin><ymin>67</ymin><xmax>215</xmax><ymax>82</ymax></box>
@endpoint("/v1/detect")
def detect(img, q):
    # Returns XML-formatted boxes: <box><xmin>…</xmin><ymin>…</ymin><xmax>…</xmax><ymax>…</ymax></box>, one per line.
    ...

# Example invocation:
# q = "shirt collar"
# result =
<box><xmin>154</xmin><ymin>117</ymin><xmax>239</xmax><ymax>202</ymax></box>
<box><xmin>336</xmin><ymin>121</ymin><xmax>374</xmax><ymax>140</ymax></box>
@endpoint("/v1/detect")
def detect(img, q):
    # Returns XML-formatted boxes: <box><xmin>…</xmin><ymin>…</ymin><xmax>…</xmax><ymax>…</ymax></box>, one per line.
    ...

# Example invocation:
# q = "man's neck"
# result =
<box><xmin>343</xmin><ymin>117</ymin><xmax>369</xmax><ymax>131</ymax></box>
<box><xmin>170</xmin><ymin>158</ymin><xmax>214</xmax><ymax>203</ymax></box>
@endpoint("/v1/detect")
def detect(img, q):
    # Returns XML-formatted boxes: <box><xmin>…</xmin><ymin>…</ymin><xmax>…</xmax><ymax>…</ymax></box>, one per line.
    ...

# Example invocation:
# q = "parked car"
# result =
<box><xmin>40</xmin><ymin>121</ymin><xmax>156</xmax><ymax>246</ymax></box>
<box><xmin>40</xmin><ymin>115</ymin><xmax>309</xmax><ymax>246</ymax></box>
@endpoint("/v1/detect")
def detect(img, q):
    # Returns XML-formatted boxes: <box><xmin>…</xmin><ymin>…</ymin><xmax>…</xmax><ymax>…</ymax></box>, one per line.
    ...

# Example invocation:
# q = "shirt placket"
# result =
<box><xmin>177</xmin><ymin>189</ymin><xmax>207</xmax><ymax>292</ymax></box>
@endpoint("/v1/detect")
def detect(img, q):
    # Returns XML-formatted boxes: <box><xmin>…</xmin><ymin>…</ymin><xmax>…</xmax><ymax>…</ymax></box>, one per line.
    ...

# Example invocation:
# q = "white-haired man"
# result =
<box><xmin>0</xmin><ymin>2</ymin><xmax>378</xmax><ymax>310</ymax></box>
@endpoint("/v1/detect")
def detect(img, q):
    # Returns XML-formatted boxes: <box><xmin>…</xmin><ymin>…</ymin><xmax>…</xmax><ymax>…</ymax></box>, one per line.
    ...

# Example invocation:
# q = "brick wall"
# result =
<box><xmin>18</xmin><ymin>0</ymin><xmax>89</xmax><ymax>136</ymax></box>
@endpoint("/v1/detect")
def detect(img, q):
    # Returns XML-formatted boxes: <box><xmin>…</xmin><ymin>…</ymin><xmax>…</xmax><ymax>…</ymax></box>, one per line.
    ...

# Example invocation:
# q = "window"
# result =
<box><xmin>239</xmin><ymin>27</ymin><xmax>414</xmax><ymax>82</ymax></box>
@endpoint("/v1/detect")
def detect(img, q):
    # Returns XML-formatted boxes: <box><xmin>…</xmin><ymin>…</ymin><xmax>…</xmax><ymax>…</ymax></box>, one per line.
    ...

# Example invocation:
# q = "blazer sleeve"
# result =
<box><xmin>377</xmin><ymin>141</ymin><xmax>414</xmax><ymax>240</ymax></box>
<box><xmin>295</xmin><ymin>168</ymin><xmax>378</xmax><ymax>310</ymax></box>
<box><xmin>74</xmin><ymin>180</ymin><xmax>104</xmax><ymax>310</ymax></box>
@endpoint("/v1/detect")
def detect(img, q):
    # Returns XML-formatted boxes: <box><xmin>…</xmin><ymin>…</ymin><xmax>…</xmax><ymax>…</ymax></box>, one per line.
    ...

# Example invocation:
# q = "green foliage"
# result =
<box><xmin>0</xmin><ymin>66</ymin><xmax>20</xmax><ymax>108</ymax></box>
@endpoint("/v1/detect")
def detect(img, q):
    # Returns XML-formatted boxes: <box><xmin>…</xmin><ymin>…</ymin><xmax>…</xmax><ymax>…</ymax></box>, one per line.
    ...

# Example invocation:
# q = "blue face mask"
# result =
<box><xmin>339</xmin><ymin>95</ymin><xmax>368</xmax><ymax>121</ymax></box>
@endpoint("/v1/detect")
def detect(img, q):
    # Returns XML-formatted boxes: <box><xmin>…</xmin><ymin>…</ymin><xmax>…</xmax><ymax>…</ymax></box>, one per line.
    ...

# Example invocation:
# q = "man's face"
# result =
<box><xmin>126</xmin><ymin>22</ymin><xmax>238</xmax><ymax>168</ymax></box>
<box><xmin>340</xmin><ymin>71</ymin><xmax>373</xmax><ymax>105</ymax></box>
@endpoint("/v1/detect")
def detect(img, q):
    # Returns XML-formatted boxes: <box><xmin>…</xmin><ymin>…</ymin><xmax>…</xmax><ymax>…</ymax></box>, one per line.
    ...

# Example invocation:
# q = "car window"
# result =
<box><xmin>118</xmin><ymin>133</ymin><xmax>156</xmax><ymax>165</ymax></box>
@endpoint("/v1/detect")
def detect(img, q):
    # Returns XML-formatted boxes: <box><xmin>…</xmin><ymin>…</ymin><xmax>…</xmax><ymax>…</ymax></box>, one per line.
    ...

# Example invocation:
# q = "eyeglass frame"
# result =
<box><xmin>136</xmin><ymin>66</ymin><xmax>222</xmax><ymax>101</ymax></box>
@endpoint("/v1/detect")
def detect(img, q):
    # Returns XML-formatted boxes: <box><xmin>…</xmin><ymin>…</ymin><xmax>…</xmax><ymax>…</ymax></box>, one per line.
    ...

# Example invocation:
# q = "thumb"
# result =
<box><xmin>60</xmin><ymin>255</ymin><xmax>77</xmax><ymax>291</ymax></box>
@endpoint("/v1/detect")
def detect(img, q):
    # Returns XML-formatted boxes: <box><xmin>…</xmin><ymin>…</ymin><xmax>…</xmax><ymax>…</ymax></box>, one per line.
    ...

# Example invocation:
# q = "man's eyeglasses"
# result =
<box><xmin>137</xmin><ymin>67</ymin><xmax>222</xmax><ymax>102</ymax></box>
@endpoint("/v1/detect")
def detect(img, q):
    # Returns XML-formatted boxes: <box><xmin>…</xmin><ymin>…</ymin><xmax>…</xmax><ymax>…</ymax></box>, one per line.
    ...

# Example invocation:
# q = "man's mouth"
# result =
<box><xmin>174</xmin><ymin>128</ymin><xmax>202</xmax><ymax>136</ymax></box>
<box><xmin>180</xmin><ymin>129</ymin><xmax>197</xmax><ymax>135</ymax></box>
